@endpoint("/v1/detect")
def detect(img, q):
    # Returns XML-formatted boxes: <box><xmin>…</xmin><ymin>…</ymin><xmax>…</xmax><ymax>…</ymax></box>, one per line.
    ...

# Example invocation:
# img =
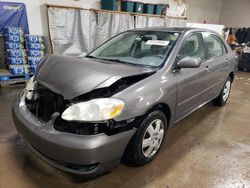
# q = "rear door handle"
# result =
<box><xmin>205</xmin><ymin>65</ymin><xmax>211</xmax><ymax>71</ymax></box>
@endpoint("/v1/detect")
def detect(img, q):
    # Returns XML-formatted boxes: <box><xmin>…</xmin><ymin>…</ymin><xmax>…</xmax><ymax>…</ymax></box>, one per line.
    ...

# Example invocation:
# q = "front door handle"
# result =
<box><xmin>205</xmin><ymin>65</ymin><xmax>211</xmax><ymax>71</ymax></box>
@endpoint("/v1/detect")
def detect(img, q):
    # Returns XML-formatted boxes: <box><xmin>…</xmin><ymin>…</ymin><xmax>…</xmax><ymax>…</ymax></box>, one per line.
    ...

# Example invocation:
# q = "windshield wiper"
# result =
<box><xmin>112</xmin><ymin>59</ymin><xmax>150</xmax><ymax>67</ymax></box>
<box><xmin>85</xmin><ymin>55</ymin><xmax>96</xmax><ymax>58</ymax></box>
<box><xmin>85</xmin><ymin>56</ymin><xmax>155</xmax><ymax>68</ymax></box>
<box><xmin>102</xmin><ymin>58</ymin><xmax>131</xmax><ymax>64</ymax></box>
<box><xmin>85</xmin><ymin>55</ymin><xmax>119</xmax><ymax>63</ymax></box>
<box><xmin>88</xmin><ymin>57</ymin><xmax>134</xmax><ymax>65</ymax></box>
<box><xmin>108</xmin><ymin>59</ymin><xmax>158</xmax><ymax>68</ymax></box>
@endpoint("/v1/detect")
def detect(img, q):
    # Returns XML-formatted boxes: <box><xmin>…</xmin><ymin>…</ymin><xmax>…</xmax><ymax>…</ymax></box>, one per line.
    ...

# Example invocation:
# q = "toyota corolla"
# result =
<box><xmin>12</xmin><ymin>28</ymin><xmax>237</xmax><ymax>177</ymax></box>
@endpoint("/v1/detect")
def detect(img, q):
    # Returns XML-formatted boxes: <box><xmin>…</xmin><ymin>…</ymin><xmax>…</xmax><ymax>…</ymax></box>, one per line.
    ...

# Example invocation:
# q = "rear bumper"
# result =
<box><xmin>12</xmin><ymin>92</ymin><xmax>136</xmax><ymax>177</ymax></box>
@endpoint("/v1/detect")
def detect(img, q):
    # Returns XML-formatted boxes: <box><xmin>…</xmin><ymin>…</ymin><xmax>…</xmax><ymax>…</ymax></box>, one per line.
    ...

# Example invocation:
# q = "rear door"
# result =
<box><xmin>202</xmin><ymin>32</ymin><xmax>230</xmax><ymax>99</ymax></box>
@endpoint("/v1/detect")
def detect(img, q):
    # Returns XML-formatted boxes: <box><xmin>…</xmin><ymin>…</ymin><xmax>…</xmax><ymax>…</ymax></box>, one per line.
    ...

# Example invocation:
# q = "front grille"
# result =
<box><xmin>26</xmin><ymin>85</ymin><xmax>69</xmax><ymax>122</ymax></box>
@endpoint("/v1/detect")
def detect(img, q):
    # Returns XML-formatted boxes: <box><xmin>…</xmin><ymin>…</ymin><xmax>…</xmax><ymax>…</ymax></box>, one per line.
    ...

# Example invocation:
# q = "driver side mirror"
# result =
<box><xmin>177</xmin><ymin>57</ymin><xmax>201</xmax><ymax>69</ymax></box>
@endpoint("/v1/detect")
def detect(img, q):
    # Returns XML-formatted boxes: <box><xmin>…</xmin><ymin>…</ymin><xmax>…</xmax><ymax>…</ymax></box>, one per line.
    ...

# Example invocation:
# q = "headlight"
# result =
<box><xmin>61</xmin><ymin>98</ymin><xmax>125</xmax><ymax>122</ymax></box>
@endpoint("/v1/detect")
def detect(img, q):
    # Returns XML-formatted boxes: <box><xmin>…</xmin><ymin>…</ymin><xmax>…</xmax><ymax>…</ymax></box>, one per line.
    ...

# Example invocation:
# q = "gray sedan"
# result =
<box><xmin>12</xmin><ymin>27</ymin><xmax>237</xmax><ymax>177</ymax></box>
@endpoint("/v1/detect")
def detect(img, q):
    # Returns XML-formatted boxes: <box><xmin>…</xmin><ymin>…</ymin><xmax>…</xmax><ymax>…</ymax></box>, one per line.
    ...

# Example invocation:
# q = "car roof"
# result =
<box><xmin>132</xmin><ymin>27</ymin><xmax>218</xmax><ymax>34</ymax></box>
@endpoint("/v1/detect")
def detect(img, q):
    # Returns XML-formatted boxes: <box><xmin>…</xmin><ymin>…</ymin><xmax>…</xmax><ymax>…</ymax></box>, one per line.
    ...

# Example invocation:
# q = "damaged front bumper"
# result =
<box><xmin>12</xmin><ymin>92</ymin><xmax>136</xmax><ymax>177</ymax></box>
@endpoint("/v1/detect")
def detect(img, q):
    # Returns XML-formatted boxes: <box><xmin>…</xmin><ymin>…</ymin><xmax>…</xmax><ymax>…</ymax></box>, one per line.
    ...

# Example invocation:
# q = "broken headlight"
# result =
<box><xmin>25</xmin><ymin>76</ymin><xmax>35</xmax><ymax>91</ymax></box>
<box><xmin>61</xmin><ymin>98</ymin><xmax>125</xmax><ymax>122</ymax></box>
<box><xmin>24</xmin><ymin>76</ymin><xmax>38</xmax><ymax>101</ymax></box>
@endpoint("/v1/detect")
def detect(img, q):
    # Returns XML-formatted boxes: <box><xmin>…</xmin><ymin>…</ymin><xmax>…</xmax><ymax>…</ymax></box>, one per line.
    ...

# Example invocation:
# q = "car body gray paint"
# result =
<box><xmin>12</xmin><ymin>94</ymin><xmax>136</xmax><ymax>176</ymax></box>
<box><xmin>113</xmin><ymin>28</ymin><xmax>237</xmax><ymax>125</ymax></box>
<box><xmin>12</xmin><ymin>28</ymin><xmax>237</xmax><ymax>176</ymax></box>
<box><xmin>34</xmin><ymin>28</ymin><xmax>236</xmax><ymax>126</ymax></box>
<box><xmin>35</xmin><ymin>55</ymin><xmax>155</xmax><ymax>99</ymax></box>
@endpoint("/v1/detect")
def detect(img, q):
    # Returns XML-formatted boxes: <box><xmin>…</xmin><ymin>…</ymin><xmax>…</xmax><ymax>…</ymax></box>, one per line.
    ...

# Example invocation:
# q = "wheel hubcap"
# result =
<box><xmin>142</xmin><ymin>119</ymin><xmax>164</xmax><ymax>158</ymax></box>
<box><xmin>222</xmin><ymin>80</ymin><xmax>231</xmax><ymax>101</ymax></box>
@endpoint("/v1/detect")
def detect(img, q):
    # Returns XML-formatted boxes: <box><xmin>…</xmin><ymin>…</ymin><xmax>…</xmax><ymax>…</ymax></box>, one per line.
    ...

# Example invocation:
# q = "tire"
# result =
<box><xmin>213</xmin><ymin>77</ymin><xmax>232</xmax><ymax>106</ymax></box>
<box><xmin>122</xmin><ymin>110</ymin><xmax>167</xmax><ymax>166</ymax></box>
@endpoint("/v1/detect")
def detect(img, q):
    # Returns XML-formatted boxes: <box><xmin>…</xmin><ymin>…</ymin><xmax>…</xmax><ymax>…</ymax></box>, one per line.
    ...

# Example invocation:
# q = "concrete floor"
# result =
<box><xmin>0</xmin><ymin>71</ymin><xmax>250</xmax><ymax>188</ymax></box>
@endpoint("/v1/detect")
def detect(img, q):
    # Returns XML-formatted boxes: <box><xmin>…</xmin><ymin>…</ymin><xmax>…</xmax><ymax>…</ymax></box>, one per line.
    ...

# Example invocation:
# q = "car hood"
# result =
<box><xmin>35</xmin><ymin>55</ymin><xmax>154</xmax><ymax>99</ymax></box>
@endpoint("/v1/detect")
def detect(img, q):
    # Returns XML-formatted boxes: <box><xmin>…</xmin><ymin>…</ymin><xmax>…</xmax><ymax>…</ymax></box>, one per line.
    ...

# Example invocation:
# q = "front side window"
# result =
<box><xmin>178</xmin><ymin>33</ymin><xmax>205</xmax><ymax>61</ymax></box>
<box><xmin>203</xmin><ymin>33</ymin><xmax>225</xmax><ymax>59</ymax></box>
<box><xmin>88</xmin><ymin>31</ymin><xmax>180</xmax><ymax>67</ymax></box>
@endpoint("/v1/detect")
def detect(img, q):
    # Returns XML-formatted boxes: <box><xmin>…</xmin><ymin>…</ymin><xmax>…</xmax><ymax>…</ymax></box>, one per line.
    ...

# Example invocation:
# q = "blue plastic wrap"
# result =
<box><xmin>27</xmin><ymin>50</ymin><xmax>45</xmax><ymax>57</ymax></box>
<box><xmin>29</xmin><ymin>64</ymin><xmax>38</xmax><ymax>73</ymax></box>
<box><xmin>5</xmin><ymin>34</ymin><xmax>24</xmax><ymax>43</ymax></box>
<box><xmin>9</xmin><ymin>65</ymin><xmax>29</xmax><ymax>75</ymax></box>
<box><xmin>6</xmin><ymin>49</ymin><xmax>26</xmax><ymax>58</ymax></box>
<box><xmin>4</xmin><ymin>27</ymin><xmax>24</xmax><ymax>35</ymax></box>
<box><xmin>10</xmin><ymin>66</ymin><xmax>24</xmax><ymax>75</ymax></box>
<box><xmin>0</xmin><ymin>2</ymin><xmax>29</xmax><ymax>35</ymax></box>
<box><xmin>25</xmin><ymin>35</ymin><xmax>44</xmax><ymax>43</ymax></box>
<box><xmin>7</xmin><ymin>57</ymin><xmax>27</xmax><ymax>65</ymax></box>
<box><xmin>5</xmin><ymin>42</ymin><xmax>24</xmax><ymax>49</ymax></box>
<box><xmin>27</xmin><ymin>56</ymin><xmax>42</xmax><ymax>65</ymax></box>
<box><xmin>27</xmin><ymin>43</ymin><xmax>45</xmax><ymax>50</ymax></box>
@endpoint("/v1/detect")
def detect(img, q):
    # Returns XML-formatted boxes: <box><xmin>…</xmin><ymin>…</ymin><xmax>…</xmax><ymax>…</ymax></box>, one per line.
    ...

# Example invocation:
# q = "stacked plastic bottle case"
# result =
<box><xmin>4</xmin><ymin>27</ymin><xmax>29</xmax><ymax>75</ymax></box>
<box><xmin>25</xmin><ymin>35</ymin><xmax>46</xmax><ymax>73</ymax></box>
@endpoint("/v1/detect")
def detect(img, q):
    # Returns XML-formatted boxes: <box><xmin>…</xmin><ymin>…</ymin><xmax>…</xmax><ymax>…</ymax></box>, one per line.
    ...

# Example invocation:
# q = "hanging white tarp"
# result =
<box><xmin>135</xmin><ymin>16</ymin><xmax>147</xmax><ymax>29</ymax></box>
<box><xmin>48</xmin><ymin>7</ymin><xmax>187</xmax><ymax>57</ymax></box>
<box><xmin>95</xmin><ymin>12</ymin><xmax>134</xmax><ymax>47</ymax></box>
<box><xmin>147</xmin><ymin>17</ymin><xmax>165</xmax><ymax>27</ymax></box>
<box><xmin>135</xmin><ymin>15</ymin><xmax>187</xmax><ymax>28</ymax></box>
<box><xmin>48</xmin><ymin>7</ymin><xmax>96</xmax><ymax>57</ymax></box>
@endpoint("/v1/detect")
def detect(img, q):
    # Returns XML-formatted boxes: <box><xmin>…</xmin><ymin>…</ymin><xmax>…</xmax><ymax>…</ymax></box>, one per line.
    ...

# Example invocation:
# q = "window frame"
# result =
<box><xmin>202</xmin><ymin>32</ymin><xmax>227</xmax><ymax>60</ymax></box>
<box><xmin>176</xmin><ymin>32</ymin><xmax>206</xmax><ymax>63</ymax></box>
<box><xmin>88</xmin><ymin>30</ymin><xmax>181</xmax><ymax>68</ymax></box>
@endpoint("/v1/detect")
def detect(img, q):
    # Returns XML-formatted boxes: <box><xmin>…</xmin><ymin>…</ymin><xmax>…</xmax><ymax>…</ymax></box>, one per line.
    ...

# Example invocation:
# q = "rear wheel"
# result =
<box><xmin>213</xmin><ymin>77</ymin><xmax>232</xmax><ymax>106</ymax></box>
<box><xmin>123</xmin><ymin>110</ymin><xmax>167</xmax><ymax>166</ymax></box>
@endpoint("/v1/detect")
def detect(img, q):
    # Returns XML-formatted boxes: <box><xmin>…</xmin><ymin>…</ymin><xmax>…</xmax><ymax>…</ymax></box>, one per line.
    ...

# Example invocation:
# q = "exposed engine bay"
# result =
<box><xmin>25</xmin><ymin>73</ymin><xmax>153</xmax><ymax>136</ymax></box>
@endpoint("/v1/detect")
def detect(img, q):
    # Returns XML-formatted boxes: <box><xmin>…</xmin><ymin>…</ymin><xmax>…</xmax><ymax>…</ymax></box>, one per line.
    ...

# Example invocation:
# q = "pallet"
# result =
<box><xmin>0</xmin><ymin>69</ymin><xmax>33</xmax><ymax>87</ymax></box>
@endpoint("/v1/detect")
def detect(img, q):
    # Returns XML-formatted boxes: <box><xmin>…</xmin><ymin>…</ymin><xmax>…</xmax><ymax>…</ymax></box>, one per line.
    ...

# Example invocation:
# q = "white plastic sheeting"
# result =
<box><xmin>48</xmin><ymin>7</ymin><xmax>96</xmax><ymax>57</ymax></box>
<box><xmin>165</xmin><ymin>18</ymin><xmax>187</xmax><ymax>27</ymax></box>
<box><xmin>135</xmin><ymin>16</ymin><xmax>187</xmax><ymax>28</ymax></box>
<box><xmin>135</xmin><ymin>16</ymin><xmax>164</xmax><ymax>28</ymax></box>
<box><xmin>95</xmin><ymin>12</ymin><xmax>134</xmax><ymax>47</ymax></box>
<box><xmin>48</xmin><ymin>7</ymin><xmax>187</xmax><ymax>57</ymax></box>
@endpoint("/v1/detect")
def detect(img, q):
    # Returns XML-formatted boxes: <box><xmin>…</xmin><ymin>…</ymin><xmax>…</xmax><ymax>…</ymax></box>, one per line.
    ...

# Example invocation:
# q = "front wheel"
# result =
<box><xmin>213</xmin><ymin>77</ymin><xmax>232</xmax><ymax>106</ymax></box>
<box><xmin>122</xmin><ymin>110</ymin><xmax>167</xmax><ymax>166</ymax></box>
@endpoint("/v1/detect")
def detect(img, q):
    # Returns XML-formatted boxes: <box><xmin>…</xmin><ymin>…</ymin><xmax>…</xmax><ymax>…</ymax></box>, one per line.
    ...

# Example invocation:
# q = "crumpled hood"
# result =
<box><xmin>35</xmin><ymin>55</ymin><xmax>154</xmax><ymax>99</ymax></box>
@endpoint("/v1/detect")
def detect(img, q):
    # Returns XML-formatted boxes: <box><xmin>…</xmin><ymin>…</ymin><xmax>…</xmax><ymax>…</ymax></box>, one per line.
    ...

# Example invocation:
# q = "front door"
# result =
<box><xmin>175</xmin><ymin>33</ymin><xmax>208</xmax><ymax>121</ymax></box>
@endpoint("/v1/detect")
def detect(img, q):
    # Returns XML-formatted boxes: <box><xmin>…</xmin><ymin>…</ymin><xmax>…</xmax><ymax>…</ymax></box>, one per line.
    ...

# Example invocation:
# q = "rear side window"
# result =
<box><xmin>203</xmin><ymin>33</ymin><xmax>226</xmax><ymax>59</ymax></box>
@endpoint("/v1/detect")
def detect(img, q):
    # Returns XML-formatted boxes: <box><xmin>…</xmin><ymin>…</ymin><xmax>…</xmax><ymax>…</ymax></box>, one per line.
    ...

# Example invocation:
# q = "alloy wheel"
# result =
<box><xmin>142</xmin><ymin>119</ymin><xmax>164</xmax><ymax>158</ymax></box>
<box><xmin>222</xmin><ymin>80</ymin><xmax>231</xmax><ymax>102</ymax></box>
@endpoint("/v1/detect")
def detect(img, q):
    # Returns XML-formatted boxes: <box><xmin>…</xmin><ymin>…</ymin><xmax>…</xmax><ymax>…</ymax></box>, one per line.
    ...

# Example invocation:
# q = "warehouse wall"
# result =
<box><xmin>219</xmin><ymin>0</ymin><xmax>250</xmax><ymax>27</ymax></box>
<box><xmin>0</xmin><ymin>0</ymin><xmax>226</xmax><ymax>35</ymax></box>
<box><xmin>0</xmin><ymin>0</ymin><xmax>103</xmax><ymax>35</ymax></box>
<box><xmin>186</xmin><ymin>0</ymin><xmax>223</xmax><ymax>24</ymax></box>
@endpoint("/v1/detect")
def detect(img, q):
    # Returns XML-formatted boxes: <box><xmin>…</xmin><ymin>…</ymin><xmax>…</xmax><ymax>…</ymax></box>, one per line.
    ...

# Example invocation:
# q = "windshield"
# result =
<box><xmin>88</xmin><ymin>31</ymin><xmax>180</xmax><ymax>67</ymax></box>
